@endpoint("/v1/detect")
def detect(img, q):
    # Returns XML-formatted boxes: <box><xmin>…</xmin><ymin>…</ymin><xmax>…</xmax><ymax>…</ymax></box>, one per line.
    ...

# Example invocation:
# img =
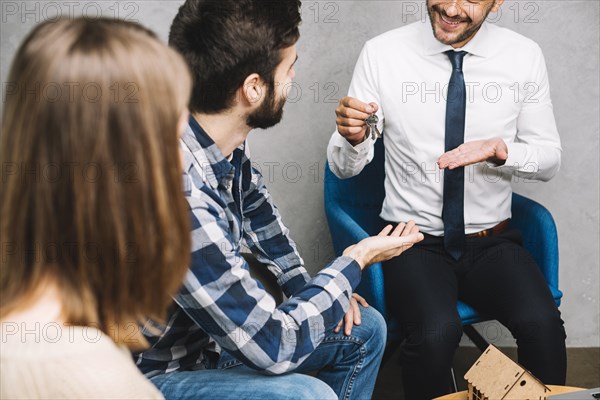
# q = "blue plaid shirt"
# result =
<box><xmin>135</xmin><ymin>117</ymin><xmax>361</xmax><ymax>377</ymax></box>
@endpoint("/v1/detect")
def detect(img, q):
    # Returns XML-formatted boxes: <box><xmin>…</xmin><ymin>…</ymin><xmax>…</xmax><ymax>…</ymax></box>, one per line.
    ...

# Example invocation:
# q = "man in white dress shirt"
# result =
<box><xmin>327</xmin><ymin>0</ymin><xmax>566</xmax><ymax>398</ymax></box>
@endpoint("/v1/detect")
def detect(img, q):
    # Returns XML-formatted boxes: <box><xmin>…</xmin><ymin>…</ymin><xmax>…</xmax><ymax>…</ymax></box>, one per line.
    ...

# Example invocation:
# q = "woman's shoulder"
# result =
<box><xmin>1</xmin><ymin>325</ymin><xmax>164</xmax><ymax>399</ymax></box>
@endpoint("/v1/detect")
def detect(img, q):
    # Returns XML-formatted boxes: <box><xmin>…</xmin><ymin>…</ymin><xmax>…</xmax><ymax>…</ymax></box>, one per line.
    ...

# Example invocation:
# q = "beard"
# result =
<box><xmin>427</xmin><ymin>2</ymin><xmax>494</xmax><ymax>46</ymax></box>
<box><xmin>246</xmin><ymin>85</ymin><xmax>286</xmax><ymax>130</ymax></box>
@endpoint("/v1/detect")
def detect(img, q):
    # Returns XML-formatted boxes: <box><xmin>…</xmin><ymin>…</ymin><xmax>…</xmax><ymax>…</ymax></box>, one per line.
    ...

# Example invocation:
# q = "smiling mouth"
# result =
<box><xmin>439</xmin><ymin>12</ymin><xmax>466</xmax><ymax>26</ymax></box>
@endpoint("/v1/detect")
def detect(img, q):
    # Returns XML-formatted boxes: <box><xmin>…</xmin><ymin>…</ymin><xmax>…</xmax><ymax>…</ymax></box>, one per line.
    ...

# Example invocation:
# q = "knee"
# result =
<box><xmin>509</xmin><ymin>307</ymin><xmax>566</xmax><ymax>342</ymax></box>
<box><xmin>272</xmin><ymin>375</ymin><xmax>337</xmax><ymax>400</ymax></box>
<box><xmin>357</xmin><ymin>306</ymin><xmax>387</xmax><ymax>353</ymax></box>
<box><xmin>402</xmin><ymin>316</ymin><xmax>463</xmax><ymax>359</ymax></box>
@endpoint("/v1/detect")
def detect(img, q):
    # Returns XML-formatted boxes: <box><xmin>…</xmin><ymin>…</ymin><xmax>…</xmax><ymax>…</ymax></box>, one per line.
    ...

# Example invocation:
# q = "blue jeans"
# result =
<box><xmin>150</xmin><ymin>306</ymin><xmax>386</xmax><ymax>400</ymax></box>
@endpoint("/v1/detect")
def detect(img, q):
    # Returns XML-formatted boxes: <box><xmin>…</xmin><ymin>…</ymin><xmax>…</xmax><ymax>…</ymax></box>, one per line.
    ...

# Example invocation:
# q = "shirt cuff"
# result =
<box><xmin>486</xmin><ymin>142</ymin><xmax>528</xmax><ymax>170</ymax></box>
<box><xmin>320</xmin><ymin>255</ymin><xmax>362</xmax><ymax>293</ymax></box>
<box><xmin>336</xmin><ymin>130</ymin><xmax>371</xmax><ymax>159</ymax></box>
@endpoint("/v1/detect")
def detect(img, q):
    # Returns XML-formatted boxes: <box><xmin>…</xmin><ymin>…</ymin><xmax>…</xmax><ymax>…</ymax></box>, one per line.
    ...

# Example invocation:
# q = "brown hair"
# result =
<box><xmin>0</xmin><ymin>18</ymin><xmax>192</xmax><ymax>349</ymax></box>
<box><xmin>169</xmin><ymin>0</ymin><xmax>302</xmax><ymax>113</ymax></box>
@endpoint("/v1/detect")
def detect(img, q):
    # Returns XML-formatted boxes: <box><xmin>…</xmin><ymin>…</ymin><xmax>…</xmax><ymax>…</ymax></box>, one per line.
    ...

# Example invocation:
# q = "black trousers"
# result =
<box><xmin>382</xmin><ymin>228</ymin><xmax>567</xmax><ymax>400</ymax></box>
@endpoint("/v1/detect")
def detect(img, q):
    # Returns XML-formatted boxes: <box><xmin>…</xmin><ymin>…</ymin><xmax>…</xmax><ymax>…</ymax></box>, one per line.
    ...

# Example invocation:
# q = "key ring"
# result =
<box><xmin>365</xmin><ymin>114</ymin><xmax>382</xmax><ymax>140</ymax></box>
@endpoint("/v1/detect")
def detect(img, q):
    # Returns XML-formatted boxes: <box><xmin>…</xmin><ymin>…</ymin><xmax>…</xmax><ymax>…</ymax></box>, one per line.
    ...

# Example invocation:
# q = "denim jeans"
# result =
<box><xmin>149</xmin><ymin>306</ymin><xmax>386</xmax><ymax>400</ymax></box>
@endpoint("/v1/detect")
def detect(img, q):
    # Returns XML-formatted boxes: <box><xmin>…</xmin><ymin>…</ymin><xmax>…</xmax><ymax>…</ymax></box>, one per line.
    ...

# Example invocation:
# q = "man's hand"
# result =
<box><xmin>437</xmin><ymin>137</ymin><xmax>508</xmax><ymax>169</ymax></box>
<box><xmin>343</xmin><ymin>221</ymin><xmax>424</xmax><ymax>269</ymax></box>
<box><xmin>335</xmin><ymin>96</ymin><xmax>379</xmax><ymax>146</ymax></box>
<box><xmin>334</xmin><ymin>293</ymin><xmax>369</xmax><ymax>335</ymax></box>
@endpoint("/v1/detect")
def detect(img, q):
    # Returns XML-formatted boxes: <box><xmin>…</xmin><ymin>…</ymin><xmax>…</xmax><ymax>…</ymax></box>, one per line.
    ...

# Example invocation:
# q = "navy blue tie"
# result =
<box><xmin>443</xmin><ymin>50</ymin><xmax>467</xmax><ymax>260</ymax></box>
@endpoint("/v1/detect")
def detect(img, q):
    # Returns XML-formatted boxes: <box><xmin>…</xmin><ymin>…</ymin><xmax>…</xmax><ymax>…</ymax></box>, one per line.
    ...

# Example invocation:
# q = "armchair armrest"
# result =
<box><xmin>510</xmin><ymin>193</ymin><xmax>562</xmax><ymax>305</ymax></box>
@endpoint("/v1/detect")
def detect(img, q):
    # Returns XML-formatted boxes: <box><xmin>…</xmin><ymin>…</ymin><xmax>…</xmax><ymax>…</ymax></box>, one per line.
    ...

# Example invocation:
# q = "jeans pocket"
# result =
<box><xmin>217</xmin><ymin>351</ymin><xmax>244</xmax><ymax>369</ymax></box>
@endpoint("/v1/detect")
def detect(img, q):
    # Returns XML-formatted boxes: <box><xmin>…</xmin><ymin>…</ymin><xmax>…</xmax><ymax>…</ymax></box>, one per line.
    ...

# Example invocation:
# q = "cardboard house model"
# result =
<box><xmin>465</xmin><ymin>345</ymin><xmax>552</xmax><ymax>400</ymax></box>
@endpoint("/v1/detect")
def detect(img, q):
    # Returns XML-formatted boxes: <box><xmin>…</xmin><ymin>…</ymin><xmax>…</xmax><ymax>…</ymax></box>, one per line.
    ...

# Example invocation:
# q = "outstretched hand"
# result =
<box><xmin>343</xmin><ymin>221</ymin><xmax>424</xmax><ymax>269</ymax></box>
<box><xmin>438</xmin><ymin>138</ymin><xmax>508</xmax><ymax>169</ymax></box>
<box><xmin>336</xmin><ymin>222</ymin><xmax>423</xmax><ymax>334</ymax></box>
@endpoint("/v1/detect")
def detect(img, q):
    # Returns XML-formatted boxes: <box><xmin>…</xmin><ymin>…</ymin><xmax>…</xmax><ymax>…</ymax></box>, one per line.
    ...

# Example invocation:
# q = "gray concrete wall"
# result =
<box><xmin>1</xmin><ymin>0</ymin><xmax>598</xmax><ymax>347</ymax></box>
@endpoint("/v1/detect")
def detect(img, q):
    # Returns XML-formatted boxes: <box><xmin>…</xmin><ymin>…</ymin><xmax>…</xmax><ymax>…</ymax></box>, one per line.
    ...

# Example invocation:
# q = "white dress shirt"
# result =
<box><xmin>327</xmin><ymin>20</ymin><xmax>562</xmax><ymax>235</ymax></box>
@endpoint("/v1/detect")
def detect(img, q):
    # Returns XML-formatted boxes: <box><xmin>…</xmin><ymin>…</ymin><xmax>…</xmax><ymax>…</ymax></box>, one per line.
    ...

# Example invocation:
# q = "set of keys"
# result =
<box><xmin>365</xmin><ymin>114</ymin><xmax>382</xmax><ymax>140</ymax></box>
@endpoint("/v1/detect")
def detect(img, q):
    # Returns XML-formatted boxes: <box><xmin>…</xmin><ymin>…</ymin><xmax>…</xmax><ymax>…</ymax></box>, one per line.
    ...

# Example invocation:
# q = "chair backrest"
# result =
<box><xmin>325</xmin><ymin>138</ymin><xmax>386</xmax><ymax>235</ymax></box>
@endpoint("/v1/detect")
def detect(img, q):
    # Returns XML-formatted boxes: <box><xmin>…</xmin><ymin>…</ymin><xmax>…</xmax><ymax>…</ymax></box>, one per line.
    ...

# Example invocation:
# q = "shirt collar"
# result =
<box><xmin>186</xmin><ymin>115</ymin><xmax>235</xmax><ymax>188</ymax></box>
<box><xmin>421</xmin><ymin>18</ymin><xmax>492</xmax><ymax>58</ymax></box>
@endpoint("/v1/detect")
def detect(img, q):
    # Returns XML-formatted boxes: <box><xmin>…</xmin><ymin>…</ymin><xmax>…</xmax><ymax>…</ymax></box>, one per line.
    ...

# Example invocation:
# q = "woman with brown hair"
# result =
<box><xmin>0</xmin><ymin>18</ymin><xmax>191</xmax><ymax>399</ymax></box>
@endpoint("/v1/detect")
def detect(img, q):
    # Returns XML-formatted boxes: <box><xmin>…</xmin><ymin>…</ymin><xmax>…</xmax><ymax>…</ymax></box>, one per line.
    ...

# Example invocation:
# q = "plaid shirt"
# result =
<box><xmin>135</xmin><ymin>117</ymin><xmax>361</xmax><ymax>377</ymax></box>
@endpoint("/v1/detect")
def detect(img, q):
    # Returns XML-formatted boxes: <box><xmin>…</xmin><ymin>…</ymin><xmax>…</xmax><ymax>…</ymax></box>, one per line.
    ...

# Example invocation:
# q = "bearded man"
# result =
<box><xmin>135</xmin><ymin>1</ymin><xmax>426</xmax><ymax>399</ymax></box>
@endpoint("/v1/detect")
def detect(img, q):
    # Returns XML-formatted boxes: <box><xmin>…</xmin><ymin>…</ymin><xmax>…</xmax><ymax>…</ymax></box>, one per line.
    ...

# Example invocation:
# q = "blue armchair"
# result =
<box><xmin>324</xmin><ymin>138</ymin><xmax>562</xmax><ymax>361</ymax></box>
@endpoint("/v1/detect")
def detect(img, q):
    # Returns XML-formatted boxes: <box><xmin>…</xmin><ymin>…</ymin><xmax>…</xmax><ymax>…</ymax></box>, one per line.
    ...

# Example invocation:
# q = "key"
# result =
<box><xmin>365</xmin><ymin>114</ymin><xmax>382</xmax><ymax>140</ymax></box>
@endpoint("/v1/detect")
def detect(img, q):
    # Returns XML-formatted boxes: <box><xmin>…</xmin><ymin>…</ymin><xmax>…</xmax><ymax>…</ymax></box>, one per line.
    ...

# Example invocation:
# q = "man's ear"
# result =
<box><xmin>240</xmin><ymin>73</ymin><xmax>265</xmax><ymax>105</ymax></box>
<box><xmin>492</xmin><ymin>0</ymin><xmax>505</xmax><ymax>13</ymax></box>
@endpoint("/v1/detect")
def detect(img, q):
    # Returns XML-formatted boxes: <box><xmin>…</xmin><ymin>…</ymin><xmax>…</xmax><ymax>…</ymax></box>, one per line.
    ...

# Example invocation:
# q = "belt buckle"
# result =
<box><xmin>467</xmin><ymin>227</ymin><xmax>491</xmax><ymax>238</ymax></box>
<box><xmin>469</xmin><ymin>219</ymin><xmax>509</xmax><ymax>239</ymax></box>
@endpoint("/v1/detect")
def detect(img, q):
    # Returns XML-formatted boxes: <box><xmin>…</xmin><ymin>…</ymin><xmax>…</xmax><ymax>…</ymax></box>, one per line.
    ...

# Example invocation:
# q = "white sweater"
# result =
<box><xmin>0</xmin><ymin>325</ymin><xmax>163</xmax><ymax>400</ymax></box>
